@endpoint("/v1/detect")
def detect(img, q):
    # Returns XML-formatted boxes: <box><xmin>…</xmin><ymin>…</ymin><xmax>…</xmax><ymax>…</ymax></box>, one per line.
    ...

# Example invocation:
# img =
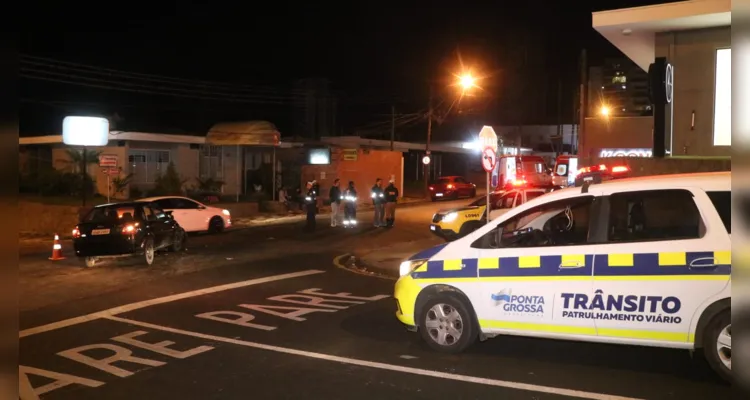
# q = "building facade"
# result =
<box><xmin>588</xmin><ymin>0</ymin><xmax>731</xmax><ymax>158</ymax></box>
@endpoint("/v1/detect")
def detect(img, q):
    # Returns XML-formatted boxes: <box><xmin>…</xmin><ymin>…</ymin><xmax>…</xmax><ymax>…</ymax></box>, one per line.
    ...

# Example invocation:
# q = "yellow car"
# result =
<box><xmin>429</xmin><ymin>192</ymin><xmax>504</xmax><ymax>241</ymax></box>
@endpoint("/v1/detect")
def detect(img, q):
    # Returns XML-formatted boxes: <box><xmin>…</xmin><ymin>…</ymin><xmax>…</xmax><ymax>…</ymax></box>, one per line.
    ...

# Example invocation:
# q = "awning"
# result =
<box><xmin>206</xmin><ymin>121</ymin><xmax>280</xmax><ymax>146</ymax></box>
<box><xmin>593</xmin><ymin>0</ymin><xmax>731</xmax><ymax>71</ymax></box>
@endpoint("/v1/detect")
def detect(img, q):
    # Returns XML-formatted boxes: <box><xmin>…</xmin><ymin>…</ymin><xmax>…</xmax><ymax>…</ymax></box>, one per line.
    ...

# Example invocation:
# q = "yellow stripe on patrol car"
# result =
<box><xmin>414</xmin><ymin>263</ymin><xmax>428</xmax><ymax>272</ymax></box>
<box><xmin>478</xmin><ymin>257</ymin><xmax>499</xmax><ymax>269</ymax></box>
<box><xmin>443</xmin><ymin>259</ymin><xmax>462</xmax><ymax>271</ymax></box>
<box><xmin>714</xmin><ymin>251</ymin><xmax>731</xmax><ymax>265</ymax></box>
<box><xmin>518</xmin><ymin>256</ymin><xmax>540</xmax><ymax>268</ymax></box>
<box><xmin>659</xmin><ymin>252</ymin><xmax>687</xmax><ymax>266</ymax></box>
<box><xmin>562</xmin><ymin>254</ymin><xmax>586</xmax><ymax>265</ymax></box>
<box><xmin>608</xmin><ymin>253</ymin><xmax>634</xmax><ymax>267</ymax></box>
<box><xmin>479</xmin><ymin>320</ymin><xmax>691</xmax><ymax>343</ymax></box>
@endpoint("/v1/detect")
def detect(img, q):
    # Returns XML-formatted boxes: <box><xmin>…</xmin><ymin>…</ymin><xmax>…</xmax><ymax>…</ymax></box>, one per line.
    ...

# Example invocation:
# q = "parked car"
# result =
<box><xmin>138</xmin><ymin>196</ymin><xmax>232</xmax><ymax>233</ymax></box>
<box><xmin>429</xmin><ymin>176</ymin><xmax>477</xmax><ymax>201</ymax></box>
<box><xmin>430</xmin><ymin>191</ymin><xmax>506</xmax><ymax>241</ymax></box>
<box><xmin>488</xmin><ymin>188</ymin><xmax>549</xmax><ymax>220</ymax></box>
<box><xmin>72</xmin><ymin>201</ymin><xmax>186</xmax><ymax>267</ymax></box>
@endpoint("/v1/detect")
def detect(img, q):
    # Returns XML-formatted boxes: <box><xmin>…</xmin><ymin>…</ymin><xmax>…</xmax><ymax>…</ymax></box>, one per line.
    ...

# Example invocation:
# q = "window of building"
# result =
<box><xmin>713</xmin><ymin>48</ymin><xmax>731</xmax><ymax>146</ymax></box>
<box><xmin>128</xmin><ymin>150</ymin><xmax>170</xmax><ymax>184</ymax></box>
<box><xmin>607</xmin><ymin>189</ymin><xmax>703</xmax><ymax>243</ymax></box>
<box><xmin>200</xmin><ymin>145</ymin><xmax>224</xmax><ymax>179</ymax></box>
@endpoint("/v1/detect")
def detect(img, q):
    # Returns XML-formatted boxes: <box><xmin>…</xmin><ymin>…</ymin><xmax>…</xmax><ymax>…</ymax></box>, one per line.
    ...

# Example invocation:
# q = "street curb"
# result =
<box><xmin>332</xmin><ymin>253</ymin><xmax>397</xmax><ymax>281</ymax></box>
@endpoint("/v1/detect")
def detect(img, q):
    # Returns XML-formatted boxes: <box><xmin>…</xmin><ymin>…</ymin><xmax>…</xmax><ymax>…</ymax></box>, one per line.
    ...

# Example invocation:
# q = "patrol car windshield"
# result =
<box><xmin>468</xmin><ymin>193</ymin><xmax>503</xmax><ymax>208</ymax></box>
<box><xmin>472</xmin><ymin>196</ymin><xmax>593</xmax><ymax>249</ymax></box>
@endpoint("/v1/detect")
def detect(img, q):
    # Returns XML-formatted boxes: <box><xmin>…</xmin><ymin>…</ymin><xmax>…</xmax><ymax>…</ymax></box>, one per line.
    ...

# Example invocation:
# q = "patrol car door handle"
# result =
<box><xmin>689</xmin><ymin>257</ymin><xmax>718</xmax><ymax>268</ymax></box>
<box><xmin>559</xmin><ymin>261</ymin><xmax>584</xmax><ymax>269</ymax></box>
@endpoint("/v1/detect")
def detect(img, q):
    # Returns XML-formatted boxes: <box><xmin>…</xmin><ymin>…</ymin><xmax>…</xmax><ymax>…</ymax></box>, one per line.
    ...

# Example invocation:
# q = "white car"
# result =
<box><xmin>139</xmin><ymin>196</ymin><xmax>231</xmax><ymax>233</ymax></box>
<box><xmin>395</xmin><ymin>172</ymin><xmax>732</xmax><ymax>381</ymax></box>
<box><xmin>488</xmin><ymin>188</ymin><xmax>548</xmax><ymax>220</ymax></box>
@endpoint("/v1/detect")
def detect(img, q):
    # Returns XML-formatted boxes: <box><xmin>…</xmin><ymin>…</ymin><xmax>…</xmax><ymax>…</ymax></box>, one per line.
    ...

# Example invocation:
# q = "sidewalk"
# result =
<box><xmin>351</xmin><ymin>237</ymin><xmax>444</xmax><ymax>278</ymax></box>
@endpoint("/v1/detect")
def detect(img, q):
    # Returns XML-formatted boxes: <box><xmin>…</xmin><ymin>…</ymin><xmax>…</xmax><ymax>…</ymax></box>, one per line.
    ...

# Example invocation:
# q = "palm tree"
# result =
<box><xmin>63</xmin><ymin>148</ymin><xmax>101</xmax><ymax>173</ymax></box>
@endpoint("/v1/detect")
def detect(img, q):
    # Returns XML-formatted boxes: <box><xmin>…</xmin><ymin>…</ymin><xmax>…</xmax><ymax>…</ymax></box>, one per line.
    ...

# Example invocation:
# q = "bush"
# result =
<box><xmin>151</xmin><ymin>162</ymin><xmax>187</xmax><ymax>196</ymax></box>
<box><xmin>19</xmin><ymin>167</ymin><xmax>97</xmax><ymax>197</ymax></box>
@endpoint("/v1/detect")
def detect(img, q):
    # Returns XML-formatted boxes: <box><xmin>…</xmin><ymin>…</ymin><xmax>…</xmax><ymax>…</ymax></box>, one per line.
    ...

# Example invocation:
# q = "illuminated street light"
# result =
<box><xmin>600</xmin><ymin>105</ymin><xmax>610</xmax><ymax>117</ymax></box>
<box><xmin>459</xmin><ymin>74</ymin><xmax>476</xmax><ymax>91</ymax></box>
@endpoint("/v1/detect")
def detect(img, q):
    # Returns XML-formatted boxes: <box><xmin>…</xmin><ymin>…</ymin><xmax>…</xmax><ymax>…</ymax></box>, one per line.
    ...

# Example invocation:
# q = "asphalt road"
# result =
<box><xmin>19</xmin><ymin>197</ymin><xmax>731</xmax><ymax>399</ymax></box>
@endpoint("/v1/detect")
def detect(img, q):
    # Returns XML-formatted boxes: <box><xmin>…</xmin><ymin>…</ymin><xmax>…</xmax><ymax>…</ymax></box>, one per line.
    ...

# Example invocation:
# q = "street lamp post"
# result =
<box><xmin>62</xmin><ymin>116</ymin><xmax>110</xmax><ymax>208</ymax></box>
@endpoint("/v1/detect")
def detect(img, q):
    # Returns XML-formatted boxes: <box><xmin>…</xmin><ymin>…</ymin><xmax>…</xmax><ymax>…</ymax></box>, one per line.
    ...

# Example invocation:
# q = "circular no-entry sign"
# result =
<box><xmin>482</xmin><ymin>147</ymin><xmax>496</xmax><ymax>172</ymax></box>
<box><xmin>422</xmin><ymin>155</ymin><xmax>431</xmax><ymax>165</ymax></box>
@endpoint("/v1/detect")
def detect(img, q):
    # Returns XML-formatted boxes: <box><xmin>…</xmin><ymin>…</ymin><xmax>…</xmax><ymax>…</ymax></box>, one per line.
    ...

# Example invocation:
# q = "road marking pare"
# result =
<box><xmin>19</xmin><ymin>269</ymin><xmax>325</xmax><ymax>338</ymax></box>
<box><xmin>196</xmin><ymin>288</ymin><xmax>389</xmax><ymax>330</ymax></box>
<box><xmin>20</xmin><ymin>330</ymin><xmax>215</xmax><ymax>399</ymax></box>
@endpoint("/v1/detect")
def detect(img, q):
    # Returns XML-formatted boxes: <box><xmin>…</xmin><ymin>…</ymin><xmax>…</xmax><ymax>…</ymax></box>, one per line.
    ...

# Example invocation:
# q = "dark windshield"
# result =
<box><xmin>83</xmin><ymin>205</ymin><xmax>138</xmax><ymax>223</ymax></box>
<box><xmin>435</xmin><ymin>178</ymin><xmax>451</xmax><ymax>185</ymax></box>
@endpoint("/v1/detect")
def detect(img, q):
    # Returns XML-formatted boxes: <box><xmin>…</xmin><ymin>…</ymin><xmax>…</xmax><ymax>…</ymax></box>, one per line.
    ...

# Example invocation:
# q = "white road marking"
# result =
<box><xmin>19</xmin><ymin>269</ymin><xmax>326</xmax><ymax>338</ymax></box>
<box><xmin>104</xmin><ymin>315</ymin><xmax>644</xmax><ymax>400</ymax></box>
<box><xmin>399</xmin><ymin>355</ymin><xmax>418</xmax><ymax>360</ymax></box>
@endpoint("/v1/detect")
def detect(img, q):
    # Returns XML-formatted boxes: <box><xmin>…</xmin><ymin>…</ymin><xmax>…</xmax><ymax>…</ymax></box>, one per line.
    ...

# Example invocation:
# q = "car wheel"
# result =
<box><xmin>84</xmin><ymin>257</ymin><xmax>98</xmax><ymax>268</ymax></box>
<box><xmin>431</xmin><ymin>197</ymin><xmax>437</xmax><ymax>202</ymax></box>
<box><xmin>458</xmin><ymin>221</ymin><xmax>480</xmax><ymax>238</ymax></box>
<box><xmin>208</xmin><ymin>216</ymin><xmax>224</xmax><ymax>233</ymax></box>
<box><xmin>703</xmin><ymin>309</ymin><xmax>731</xmax><ymax>382</ymax></box>
<box><xmin>419</xmin><ymin>294</ymin><xmax>477</xmax><ymax>353</ymax></box>
<box><xmin>170</xmin><ymin>229</ymin><xmax>186</xmax><ymax>252</ymax></box>
<box><xmin>144</xmin><ymin>238</ymin><xmax>155</xmax><ymax>266</ymax></box>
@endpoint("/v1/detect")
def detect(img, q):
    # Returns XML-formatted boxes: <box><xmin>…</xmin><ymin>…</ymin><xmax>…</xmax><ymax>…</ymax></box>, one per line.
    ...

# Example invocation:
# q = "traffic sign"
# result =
<box><xmin>103</xmin><ymin>167</ymin><xmax>119</xmax><ymax>176</ymax></box>
<box><xmin>100</xmin><ymin>154</ymin><xmax>118</xmax><ymax>167</ymax></box>
<box><xmin>478</xmin><ymin>126</ymin><xmax>498</xmax><ymax>153</ymax></box>
<box><xmin>422</xmin><ymin>155</ymin><xmax>431</xmax><ymax>165</ymax></box>
<box><xmin>482</xmin><ymin>147</ymin><xmax>496</xmax><ymax>172</ymax></box>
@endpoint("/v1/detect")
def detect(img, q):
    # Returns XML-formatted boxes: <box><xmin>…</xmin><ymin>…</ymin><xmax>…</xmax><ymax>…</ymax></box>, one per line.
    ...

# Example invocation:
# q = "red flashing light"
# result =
<box><xmin>511</xmin><ymin>179</ymin><xmax>527</xmax><ymax>186</ymax></box>
<box><xmin>612</xmin><ymin>165</ymin><xmax>630</xmax><ymax>173</ymax></box>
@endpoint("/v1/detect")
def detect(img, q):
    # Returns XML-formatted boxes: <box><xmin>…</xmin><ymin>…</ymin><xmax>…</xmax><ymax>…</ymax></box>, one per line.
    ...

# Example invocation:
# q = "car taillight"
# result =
<box><xmin>612</xmin><ymin>165</ymin><xmax>629</xmax><ymax>173</ymax></box>
<box><xmin>512</xmin><ymin>179</ymin><xmax>527</xmax><ymax>186</ymax></box>
<box><xmin>429</xmin><ymin>186</ymin><xmax>434</xmax><ymax>191</ymax></box>
<box><xmin>72</xmin><ymin>227</ymin><xmax>80</xmax><ymax>238</ymax></box>
<box><xmin>447</xmin><ymin>184</ymin><xmax>454</xmax><ymax>189</ymax></box>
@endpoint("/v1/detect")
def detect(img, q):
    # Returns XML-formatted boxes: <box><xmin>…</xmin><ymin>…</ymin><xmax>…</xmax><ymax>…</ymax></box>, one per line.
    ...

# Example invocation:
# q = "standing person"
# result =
<box><xmin>370</xmin><ymin>178</ymin><xmax>385</xmax><ymax>227</ymax></box>
<box><xmin>303</xmin><ymin>182</ymin><xmax>317</xmax><ymax>232</ymax></box>
<box><xmin>343</xmin><ymin>181</ymin><xmax>358</xmax><ymax>227</ymax></box>
<box><xmin>328</xmin><ymin>178</ymin><xmax>342</xmax><ymax>227</ymax></box>
<box><xmin>384</xmin><ymin>179</ymin><xmax>399</xmax><ymax>227</ymax></box>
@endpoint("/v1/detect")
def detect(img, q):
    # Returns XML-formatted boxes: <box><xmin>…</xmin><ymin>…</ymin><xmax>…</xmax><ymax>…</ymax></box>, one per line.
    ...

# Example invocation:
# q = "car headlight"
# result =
<box><xmin>222</xmin><ymin>209</ymin><xmax>231</xmax><ymax>216</ymax></box>
<box><xmin>399</xmin><ymin>259</ymin><xmax>428</xmax><ymax>277</ymax></box>
<box><xmin>442</xmin><ymin>212</ymin><xmax>458</xmax><ymax>223</ymax></box>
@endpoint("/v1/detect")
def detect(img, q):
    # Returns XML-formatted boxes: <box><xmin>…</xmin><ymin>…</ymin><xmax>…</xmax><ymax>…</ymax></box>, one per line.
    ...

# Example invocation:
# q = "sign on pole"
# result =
<box><xmin>482</xmin><ymin>147</ymin><xmax>496</xmax><ymax>172</ymax></box>
<box><xmin>422</xmin><ymin>155</ymin><xmax>431</xmax><ymax>165</ymax></box>
<box><xmin>478</xmin><ymin>126</ymin><xmax>498</xmax><ymax>154</ymax></box>
<box><xmin>100</xmin><ymin>154</ymin><xmax>118</xmax><ymax>168</ymax></box>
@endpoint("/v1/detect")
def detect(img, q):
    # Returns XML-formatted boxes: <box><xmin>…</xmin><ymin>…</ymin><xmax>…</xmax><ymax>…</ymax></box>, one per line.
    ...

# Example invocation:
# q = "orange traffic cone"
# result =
<box><xmin>49</xmin><ymin>234</ymin><xmax>65</xmax><ymax>261</ymax></box>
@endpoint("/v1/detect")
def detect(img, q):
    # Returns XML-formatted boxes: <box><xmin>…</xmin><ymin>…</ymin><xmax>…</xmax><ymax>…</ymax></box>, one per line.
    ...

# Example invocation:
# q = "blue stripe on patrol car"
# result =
<box><xmin>411</xmin><ymin>251</ymin><xmax>730</xmax><ymax>280</ymax></box>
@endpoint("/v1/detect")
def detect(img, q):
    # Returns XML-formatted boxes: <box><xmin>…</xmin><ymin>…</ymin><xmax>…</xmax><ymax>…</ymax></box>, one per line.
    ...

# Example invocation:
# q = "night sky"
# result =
<box><xmin>19</xmin><ymin>0</ymin><xmax>677</xmax><ymax>142</ymax></box>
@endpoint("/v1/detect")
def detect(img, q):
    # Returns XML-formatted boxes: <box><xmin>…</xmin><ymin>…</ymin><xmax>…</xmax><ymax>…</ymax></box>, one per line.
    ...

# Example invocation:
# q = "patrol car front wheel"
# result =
<box><xmin>703</xmin><ymin>310</ymin><xmax>731</xmax><ymax>382</ymax></box>
<box><xmin>419</xmin><ymin>295</ymin><xmax>477</xmax><ymax>353</ymax></box>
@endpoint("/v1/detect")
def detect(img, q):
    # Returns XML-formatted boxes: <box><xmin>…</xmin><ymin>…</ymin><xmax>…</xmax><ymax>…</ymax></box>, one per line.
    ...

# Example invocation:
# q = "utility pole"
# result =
<box><xmin>578</xmin><ymin>48</ymin><xmax>587</xmax><ymax>158</ymax></box>
<box><xmin>391</xmin><ymin>106</ymin><xmax>396</xmax><ymax>151</ymax></box>
<box><xmin>424</xmin><ymin>85</ymin><xmax>433</xmax><ymax>196</ymax></box>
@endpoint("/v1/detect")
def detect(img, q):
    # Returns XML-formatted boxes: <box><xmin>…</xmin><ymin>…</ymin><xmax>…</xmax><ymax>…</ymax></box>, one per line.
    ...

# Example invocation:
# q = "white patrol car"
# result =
<box><xmin>394</xmin><ymin>171</ymin><xmax>732</xmax><ymax>381</ymax></box>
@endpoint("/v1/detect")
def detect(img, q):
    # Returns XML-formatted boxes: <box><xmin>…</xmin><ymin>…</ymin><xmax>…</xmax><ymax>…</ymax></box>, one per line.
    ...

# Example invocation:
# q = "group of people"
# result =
<box><xmin>302</xmin><ymin>178</ymin><xmax>399</xmax><ymax>232</ymax></box>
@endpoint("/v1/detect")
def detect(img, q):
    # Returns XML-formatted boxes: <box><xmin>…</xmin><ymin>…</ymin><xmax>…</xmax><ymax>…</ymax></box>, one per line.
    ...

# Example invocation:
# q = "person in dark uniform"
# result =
<box><xmin>328</xmin><ymin>178</ymin><xmax>342</xmax><ymax>227</ymax></box>
<box><xmin>304</xmin><ymin>181</ymin><xmax>317</xmax><ymax>232</ymax></box>
<box><xmin>371</xmin><ymin>178</ymin><xmax>385</xmax><ymax>227</ymax></box>
<box><xmin>384</xmin><ymin>179</ymin><xmax>399</xmax><ymax>227</ymax></box>
<box><xmin>343</xmin><ymin>181</ymin><xmax>358</xmax><ymax>227</ymax></box>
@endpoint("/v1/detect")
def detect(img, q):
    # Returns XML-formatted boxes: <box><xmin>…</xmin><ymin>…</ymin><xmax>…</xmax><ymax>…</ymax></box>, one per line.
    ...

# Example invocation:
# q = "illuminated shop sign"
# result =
<box><xmin>599</xmin><ymin>148</ymin><xmax>652</xmax><ymax>158</ymax></box>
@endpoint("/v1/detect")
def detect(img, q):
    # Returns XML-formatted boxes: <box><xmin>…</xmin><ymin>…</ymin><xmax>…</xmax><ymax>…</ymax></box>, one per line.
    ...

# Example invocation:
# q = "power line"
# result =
<box><xmin>22</xmin><ymin>67</ymin><xmax>297</xmax><ymax>103</ymax></box>
<box><xmin>20</xmin><ymin>73</ymin><xmax>295</xmax><ymax>105</ymax></box>
<box><xmin>21</xmin><ymin>54</ymin><xmax>307</xmax><ymax>96</ymax></box>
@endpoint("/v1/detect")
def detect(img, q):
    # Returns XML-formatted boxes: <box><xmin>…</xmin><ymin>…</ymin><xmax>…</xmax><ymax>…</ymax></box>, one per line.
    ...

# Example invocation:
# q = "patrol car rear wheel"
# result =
<box><xmin>420</xmin><ymin>295</ymin><xmax>477</xmax><ymax>353</ymax></box>
<box><xmin>703</xmin><ymin>310</ymin><xmax>731</xmax><ymax>382</ymax></box>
